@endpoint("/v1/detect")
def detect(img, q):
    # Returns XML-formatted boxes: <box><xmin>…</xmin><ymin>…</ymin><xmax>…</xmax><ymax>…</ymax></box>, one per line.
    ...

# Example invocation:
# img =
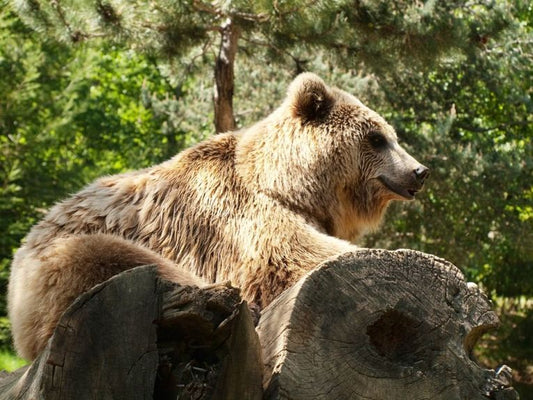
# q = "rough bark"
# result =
<box><xmin>0</xmin><ymin>266</ymin><xmax>262</xmax><ymax>400</ymax></box>
<box><xmin>0</xmin><ymin>251</ymin><xmax>518</xmax><ymax>399</ymax></box>
<box><xmin>214</xmin><ymin>18</ymin><xmax>240</xmax><ymax>134</ymax></box>
<box><xmin>257</xmin><ymin>249</ymin><xmax>518</xmax><ymax>400</ymax></box>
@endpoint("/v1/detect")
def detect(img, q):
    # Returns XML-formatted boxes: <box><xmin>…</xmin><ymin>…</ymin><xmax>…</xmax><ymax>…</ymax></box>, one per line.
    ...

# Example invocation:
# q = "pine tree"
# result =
<box><xmin>9</xmin><ymin>0</ymin><xmax>510</xmax><ymax>133</ymax></box>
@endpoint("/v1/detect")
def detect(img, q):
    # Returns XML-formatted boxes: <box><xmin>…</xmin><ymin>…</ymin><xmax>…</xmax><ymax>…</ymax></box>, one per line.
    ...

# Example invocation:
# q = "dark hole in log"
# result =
<box><xmin>154</xmin><ymin>313</ymin><xmax>231</xmax><ymax>400</ymax></box>
<box><xmin>153</xmin><ymin>284</ymin><xmax>245</xmax><ymax>400</ymax></box>
<box><xmin>366</xmin><ymin>309</ymin><xmax>420</xmax><ymax>364</ymax></box>
<box><xmin>154</xmin><ymin>340</ymin><xmax>221</xmax><ymax>400</ymax></box>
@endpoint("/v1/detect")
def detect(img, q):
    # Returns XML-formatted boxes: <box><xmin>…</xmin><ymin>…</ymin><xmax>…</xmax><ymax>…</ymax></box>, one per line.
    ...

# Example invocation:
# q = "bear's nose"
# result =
<box><xmin>414</xmin><ymin>165</ymin><xmax>429</xmax><ymax>184</ymax></box>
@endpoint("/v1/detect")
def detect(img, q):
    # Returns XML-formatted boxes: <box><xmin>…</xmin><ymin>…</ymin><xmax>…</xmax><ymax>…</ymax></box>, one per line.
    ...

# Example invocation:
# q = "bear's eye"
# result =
<box><xmin>368</xmin><ymin>131</ymin><xmax>388</xmax><ymax>150</ymax></box>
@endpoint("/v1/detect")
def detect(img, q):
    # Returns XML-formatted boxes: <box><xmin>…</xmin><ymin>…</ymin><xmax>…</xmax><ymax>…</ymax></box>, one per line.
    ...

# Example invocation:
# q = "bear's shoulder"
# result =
<box><xmin>182</xmin><ymin>132</ymin><xmax>239</xmax><ymax>164</ymax></box>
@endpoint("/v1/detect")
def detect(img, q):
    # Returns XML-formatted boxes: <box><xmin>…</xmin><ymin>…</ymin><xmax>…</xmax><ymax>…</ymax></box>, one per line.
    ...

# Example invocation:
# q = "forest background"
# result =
<box><xmin>0</xmin><ymin>0</ymin><xmax>531</xmax><ymax>397</ymax></box>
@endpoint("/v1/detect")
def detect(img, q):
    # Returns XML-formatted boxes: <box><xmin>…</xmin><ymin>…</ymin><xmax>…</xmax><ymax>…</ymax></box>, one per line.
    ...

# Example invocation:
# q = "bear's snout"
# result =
<box><xmin>413</xmin><ymin>165</ymin><xmax>429</xmax><ymax>185</ymax></box>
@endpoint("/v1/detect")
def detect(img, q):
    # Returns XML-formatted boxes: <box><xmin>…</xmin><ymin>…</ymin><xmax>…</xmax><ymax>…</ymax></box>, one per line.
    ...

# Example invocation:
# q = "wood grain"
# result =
<box><xmin>258</xmin><ymin>249</ymin><xmax>517</xmax><ymax>400</ymax></box>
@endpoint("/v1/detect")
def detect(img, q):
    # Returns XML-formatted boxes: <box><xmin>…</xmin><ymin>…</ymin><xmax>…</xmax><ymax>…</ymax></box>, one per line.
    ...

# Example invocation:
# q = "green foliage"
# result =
<box><xmin>0</xmin><ymin>347</ymin><xmax>27</xmax><ymax>372</ymax></box>
<box><xmin>362</xmin><ymin>2</ymin><xmax>533</xmax><ymax>298</ymax></box>
<box><xmin>0</xmin><ymin>6</ymin><xmax>209</xmax><ymax>345</ymax></box>
<box><xmin>475</xmin><ymin>299</ymin><xmax>533</xmax><ymax>398</ymax></box>
<box><xmin>11</xmin><ymin>0</ymin><xmax>515</xmax><ymax>77</ymax></box>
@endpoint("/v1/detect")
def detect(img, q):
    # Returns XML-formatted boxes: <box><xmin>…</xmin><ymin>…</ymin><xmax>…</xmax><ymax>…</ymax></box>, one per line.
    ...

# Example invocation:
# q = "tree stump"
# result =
<box><xmin>0</xmin><ymin>251</ymin><xmax>518</xmax><ymax>399</ymax></box>
<box><xmin>257</xmin><ymin>249</ymin><xmax>518</xmax><ymax>400</ymax></box>
<box><xmin>0</xmin><ymin>266</ymin><xmax>262</xmax><ymax>400</ymax></box>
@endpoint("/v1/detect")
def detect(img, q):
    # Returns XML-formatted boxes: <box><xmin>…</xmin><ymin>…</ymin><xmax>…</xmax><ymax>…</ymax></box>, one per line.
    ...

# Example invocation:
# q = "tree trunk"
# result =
<box><xmin>257</xmin><ymin>249</ymin><xmax>518</xmax><ymax>400</ymax></box>
<box><xmin>0</xmin><ymin>251</ymin><xmax>519</xmax><ymax>399</ymax></box>
<box><xmin>0</xmin><ymin>266</ymin><xmax>262</xmax><ymax>400</ymax></box>
<box><xmin>214</xmin><ymin>18</ymin><xmax>240</xmax><ymax>134</ymax></box>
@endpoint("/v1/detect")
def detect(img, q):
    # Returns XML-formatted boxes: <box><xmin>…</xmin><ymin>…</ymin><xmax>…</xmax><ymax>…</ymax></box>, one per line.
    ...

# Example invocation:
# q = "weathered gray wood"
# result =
<box><xmin>0</xmin><ymin>251</ymin><xmax>518</xmax><ymax>399</ymax></box>
<box><xmin>0</xmin><ymin>266</ymin><xmax>160</xmax><ymax>400</ymax></box>
<box><xmin>212</xmin><ymin>302</ymin><xmax>263</xmax><ymax>400</ymax></box>
<box><xmin>155</xmin><ymin>281</ymin><xmax>263</xmax><ymax>400</ymax></box>
<box><xmin>257</xmin><ymin>249</ymin><xmax>518</xmax><ymax>400</ymax></box>
<box><xmin>0</xmin><ymin>266</ymin><xmax>262</xmax><ymax>400</ymax></box>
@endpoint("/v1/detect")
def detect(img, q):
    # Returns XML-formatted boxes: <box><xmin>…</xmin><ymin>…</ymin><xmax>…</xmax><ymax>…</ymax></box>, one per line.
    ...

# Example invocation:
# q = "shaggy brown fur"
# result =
<box><xmin>8</xmin><ymin>73</ymin><xmax>428</xmax><ymax>360</ymax></box>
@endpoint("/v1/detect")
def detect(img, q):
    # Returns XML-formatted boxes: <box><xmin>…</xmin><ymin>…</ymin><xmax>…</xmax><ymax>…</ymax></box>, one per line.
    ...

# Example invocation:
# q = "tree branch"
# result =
<box><xmin>229</xmin><ymin>10</ymin><xmax>269</xmax><ymax>23</ymax></box>
<box><xmin>240</xmin><ymin>35</ymin><xmax>310</xmax><ymax>73</ymax></box>
<box><xmin>192</xmin><ymin>0</ymin><xmax>268</xmax><ymax>23</ymax></box>
<box><xmin>192</xmin><ymin>0</ymin><xmax>223</xmax><ymax>17</ymax></box>
<box><xmin>50</xmin><ymin>0</ymin><xmax>88</xmax><ymax>42</ymax></box>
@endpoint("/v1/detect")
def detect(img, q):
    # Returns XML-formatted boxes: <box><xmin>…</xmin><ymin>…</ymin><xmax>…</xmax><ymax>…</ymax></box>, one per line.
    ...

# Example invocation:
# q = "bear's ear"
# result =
<box><xmin>287</xmin><ymin>73</ymin><xmax>335</xmax><ymax>122</ymax></box>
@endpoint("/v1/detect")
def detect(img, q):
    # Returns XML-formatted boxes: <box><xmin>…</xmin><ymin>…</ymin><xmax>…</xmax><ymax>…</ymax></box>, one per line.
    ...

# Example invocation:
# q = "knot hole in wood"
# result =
<box><xmin>366</xmin><ymin>309</ymin><xmax>421</xmax><ymax>364</ymax></box>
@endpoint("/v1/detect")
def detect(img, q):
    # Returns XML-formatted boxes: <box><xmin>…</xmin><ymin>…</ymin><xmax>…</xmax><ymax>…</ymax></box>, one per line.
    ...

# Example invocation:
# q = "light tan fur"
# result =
<box><xmin>8</xmin><ymin>73</ymin><xmax>427</xmax><ymax>360</ymax></box>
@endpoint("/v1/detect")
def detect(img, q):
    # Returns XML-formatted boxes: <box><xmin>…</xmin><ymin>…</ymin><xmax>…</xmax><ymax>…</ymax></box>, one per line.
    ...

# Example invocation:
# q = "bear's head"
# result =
<box><xmin>237</xmin><ymin>73</ymin><xmax>429</xmax><ymax>242</ymax></box>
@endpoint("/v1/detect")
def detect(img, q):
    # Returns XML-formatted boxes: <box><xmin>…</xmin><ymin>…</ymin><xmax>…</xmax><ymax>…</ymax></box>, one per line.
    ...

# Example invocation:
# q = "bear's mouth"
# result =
<box><xmin>378</xmin><ymin>176</ymin><xmax>419</xmax><ymax>200</ymax></box>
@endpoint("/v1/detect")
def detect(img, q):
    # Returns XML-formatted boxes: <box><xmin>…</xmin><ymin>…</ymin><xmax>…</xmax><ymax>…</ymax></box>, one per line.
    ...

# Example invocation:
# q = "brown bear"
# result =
<box><xmin>8</xmin><ymin>73</ymin><xmax>428</xmax><ymax>360</ymax></box>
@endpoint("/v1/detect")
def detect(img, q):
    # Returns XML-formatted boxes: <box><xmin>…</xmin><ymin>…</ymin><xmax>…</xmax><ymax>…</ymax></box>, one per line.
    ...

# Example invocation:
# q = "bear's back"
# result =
<box><xmin>22</xmin><ymin>133</ymin><xmax>244</xmax><ymax>256</ymax></box>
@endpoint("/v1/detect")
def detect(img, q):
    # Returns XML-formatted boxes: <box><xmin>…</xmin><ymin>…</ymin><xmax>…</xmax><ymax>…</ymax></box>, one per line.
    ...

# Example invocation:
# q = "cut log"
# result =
<box><xmin>257</xmin><ymin>249</ymin><xmax>519</xmax><ymax>400</ymax></box>
<box><xmin>0</xmin><ymin>251</ymin><xmax>518</xmax><ymax>399</ymax></box>
<box><xmin>0</xmin><ymin>266</ymin><xmax>262</xmax><ymax>400</ymax></box>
